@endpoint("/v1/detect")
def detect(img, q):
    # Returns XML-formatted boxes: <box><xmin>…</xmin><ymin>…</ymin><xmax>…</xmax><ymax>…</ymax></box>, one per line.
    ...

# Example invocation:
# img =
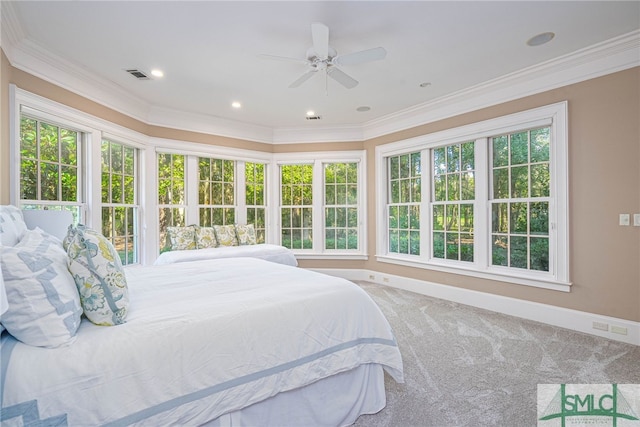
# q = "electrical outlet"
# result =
<box><xmin>592</xmin><ymin>321</ymin><xmax>608</xmax><ymax>331</ymax></box>
<box><xmin>382</xmin><ymin>277</ymin><xmax>390</xmax><ymax>283</ymax></box>
<box><xmin>368</xmin><ymin>274</ymin><xmax>375</xmax><ymax>281</ymax></box>
<box><xmin>619</xmin><ymin>214</ymin><xmax>630</xmax><ymax>226</ymax></box>
<box><xmin>611</xmin><ymin>326</ymin><xmax>628</xmax><ymax>335</ymax></box>
<box><xmin>634</xmin><ymin>214</ymin><xmax>640</xmax><ymax>227</ymax></box>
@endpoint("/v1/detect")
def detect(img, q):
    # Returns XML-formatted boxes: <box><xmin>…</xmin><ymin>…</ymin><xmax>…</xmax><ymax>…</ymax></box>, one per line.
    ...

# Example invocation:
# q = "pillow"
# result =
<box><xmin>0</xmin><ymin>205</ymin><xmax>28</xmax><ymax>247</ymax></box>
<box><xmin>66</xmin><ymin>225</ymin><xmax>129</xmax><ymax>326</ymax></box>
<box><xmin>0</xmin><ymin>228</ymin><xmax>82</xmax><ymax>347</ymax></box>
<box><xmin>235</xmin><ymin>224</ymin><xmax>257</xmax><ymax>245</ymax></box>
<box><xmin>195</xmin><ymin>226</ymin><xmax>218</xmax><ymax>249</ymax></box>
<box><xmin>166</xmin><ymin>226</ymin><xmax>197</xmax><ymax>251</ymax></box>
<box><xmin>213</xmin><ymin>225</ymin><xmax>238</xmax><ymax>247</ymax></box>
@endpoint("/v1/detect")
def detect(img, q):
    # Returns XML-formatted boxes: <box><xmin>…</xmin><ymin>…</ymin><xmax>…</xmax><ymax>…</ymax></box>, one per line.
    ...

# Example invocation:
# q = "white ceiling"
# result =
<box><xmin>2</xmin><ymin>1</ymin><xmax>639</xmax><ymax>143</ymax></box>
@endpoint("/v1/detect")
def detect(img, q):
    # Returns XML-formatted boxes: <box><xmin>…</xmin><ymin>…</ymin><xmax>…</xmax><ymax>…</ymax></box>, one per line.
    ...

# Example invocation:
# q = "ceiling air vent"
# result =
<box><xmin>306</xmin><ymin>115</ymin><xmax>322</xmax><ymax>120</ymax></box>
<box><xmin>125</xmin><ymin>69</ymin><xmax>150</xmax><ymax>80</ymax></box>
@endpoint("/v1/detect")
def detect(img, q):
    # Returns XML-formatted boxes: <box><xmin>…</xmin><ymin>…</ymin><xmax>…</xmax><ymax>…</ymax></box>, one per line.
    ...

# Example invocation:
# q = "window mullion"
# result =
<box><xmin>474</xmin><ymin>137</ymin><xmax>490</xmax><ymax>270</ymax></box>
<box><xmin>420</xmin><ymin>149</ymin><xmax>431</xmax><ymax>259</ymax></box>
<box><xmin>236</xmin><ymin>160</ymin><xmax>247</xmax><ymax>224</ymax></box>
<box><xmin>312</xmin><ymin>160</ymin><xmax>323</xmax><ymax>252</ymax></box>
<box><xmin>185</xmin><ymin>156</ymin><xmax>199</xmax><ymax>225</ymax></box>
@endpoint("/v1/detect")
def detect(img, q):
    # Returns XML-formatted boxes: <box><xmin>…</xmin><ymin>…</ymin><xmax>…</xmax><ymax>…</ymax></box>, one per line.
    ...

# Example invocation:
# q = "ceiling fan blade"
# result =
<box><xmin>327</xmin><ymin>67</ymin><xmax>358</xmax><ymax>89</ymax></box>
<box><xmin>258</xmin><ymin>54</ymin><xmax>309</xmax><ymax>64</ymax></box>
<box><xmin>311</xmin><ymin>22</ymin><xmax>329</xmax><ymax>59</ymax></box>
<box><xmin>289</xmin><ymin>70</ymin><xmax>317</xmax><ymax>88</ymax></box>
<box><xmin>333</xmin><ymin>47</ymin><xmax>387</xmax><ymax>66</ymax></box>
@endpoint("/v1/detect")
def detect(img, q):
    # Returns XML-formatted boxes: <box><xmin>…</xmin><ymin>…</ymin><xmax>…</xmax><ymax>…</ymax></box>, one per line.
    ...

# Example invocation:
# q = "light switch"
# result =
<box><xmin>634</xmin><ymin>214</ymin><xmax>640</xmax><ymax>227</ymax></box>
<box><xmin>619</xmin><ymin>214</ymin><xmax>630</xmax><ymax>226</ymax></box>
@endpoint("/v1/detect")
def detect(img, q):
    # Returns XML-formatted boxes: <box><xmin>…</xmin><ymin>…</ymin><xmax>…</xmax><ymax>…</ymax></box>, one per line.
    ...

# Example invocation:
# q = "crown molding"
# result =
<box><xmin>147</xmin><ymin>105</ymin><xmax>275</xmax><ymax>144</ymax></box>
<box><xmin>0</xmin><ymin>1</ymin><xmax>25</xmax><ymax>50</ymax></box>
<box><xmin>11</xmin><ymin>37</ymin><xmax>152</xmax><ymax>119</ymax></box>
<box><xmin>271</xmin><ymin>124</ymin><xmax>364</xmax><ymax>144</ymax></box>
<box><xmin>2</xmin><ymin>16</ymin><xmax>638</xmax><ymax>144</ymax></box>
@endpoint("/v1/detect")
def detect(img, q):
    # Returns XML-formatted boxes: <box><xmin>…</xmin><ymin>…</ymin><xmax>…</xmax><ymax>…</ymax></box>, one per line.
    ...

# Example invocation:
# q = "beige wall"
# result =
<box><xmin>357</xmin><ymin>69</ymin><xmax>640</xmax><ymax>322</ymax></box>
<box><xmin>278</xmin><ymin>68</ymin><xmax>640</xmax><ymax>323</ymax></box>
<box><xmin>2</xmin><ymin>50</ymin><xmax>638</xmax><ymax>322</ymax></box>
<box><xmin>0</xmin><ymin>50</ymin><xmax>10</xmax><ymax>204</ymax></box>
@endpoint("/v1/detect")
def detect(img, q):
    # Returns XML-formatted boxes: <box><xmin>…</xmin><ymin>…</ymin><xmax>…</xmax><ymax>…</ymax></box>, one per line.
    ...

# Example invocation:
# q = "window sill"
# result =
<box><xmin>375</xmin><ymin>255</ymin><xmax>571</xmax><ymax>292</ymax></box>
<box><xmin>295</xmin><ymin>252</ymin><xmax>369</xmax><ymax>261</ymax></box>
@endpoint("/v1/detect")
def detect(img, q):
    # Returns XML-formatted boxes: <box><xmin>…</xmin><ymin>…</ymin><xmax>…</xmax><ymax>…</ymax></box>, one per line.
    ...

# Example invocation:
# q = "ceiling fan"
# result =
<box><xmin>261</xmin><ymin>22</ymin><xmax>387</xmax><ymax>90</ymax></box>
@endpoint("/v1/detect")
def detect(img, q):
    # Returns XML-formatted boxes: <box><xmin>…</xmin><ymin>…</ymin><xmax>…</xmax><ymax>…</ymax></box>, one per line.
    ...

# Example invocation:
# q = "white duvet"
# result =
<box><xmin>1</xmin><ymin>258</ymin><xmax>403</xmax><ymax>426</ymax></box>
<box><xmin>153</xmin><ymin>244</ymin><xmax>298</xmax><ymax>267</ymax></box>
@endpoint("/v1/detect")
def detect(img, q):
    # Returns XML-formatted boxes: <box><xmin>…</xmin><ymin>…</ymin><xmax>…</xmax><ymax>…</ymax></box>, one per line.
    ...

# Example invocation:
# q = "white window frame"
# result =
<box><xmin>152</xmin><ymin>138</ymin><xmax>273</xmax><ymax>248</ymax></box>
<box><xmin>100</xmin><ymin>138</ymin><xmax>141</xmax><ymax>265</ymax></box>
<box><xmin>196</xmin><ymin>156</ymin><xmax>236</xmax><ymax>226</ymax></box>
<box><xmin>275</xmin><ymin>151</ymin><xmax>367</xmax><ymax>260</ymax></box>
<box><xmin>243</xmin><ymin>161</ymin><xmax>268</xmax><ymax>243</ymax></box>
<box><xmin>10</xmin><ymin>86</ymin><xmax>151</xmax><ymax>262</ymax></box>
<box><xmin>323</xmin><ymin>161</ymin><xmax>361</xmax><ymax>252</ymax></box>
<box><xmin>376</xmin><ymin>102</ymin><xmax>569</xmax><ymax>291</ymax></box>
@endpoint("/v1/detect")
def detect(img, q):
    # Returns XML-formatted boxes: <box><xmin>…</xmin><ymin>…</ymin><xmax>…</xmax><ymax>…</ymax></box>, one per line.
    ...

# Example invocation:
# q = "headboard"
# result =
<box><xmin>21</xmin><ymin>209</ymin><xmax>74</xmax><ymax>242</ymax></box>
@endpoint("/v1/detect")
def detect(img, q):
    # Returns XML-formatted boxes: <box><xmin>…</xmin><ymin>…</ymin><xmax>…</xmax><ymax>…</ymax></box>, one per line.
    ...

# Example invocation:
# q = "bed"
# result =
<box><xmin>0</xmin><ymin>206</ymin><xmax>403</xmax><ymax>426</ymax></box>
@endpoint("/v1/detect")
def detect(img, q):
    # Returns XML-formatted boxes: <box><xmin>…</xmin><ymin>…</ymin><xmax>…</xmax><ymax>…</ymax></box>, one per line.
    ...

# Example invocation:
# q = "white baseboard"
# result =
<box><xmin>311</xmin><ymin>268</ymin><xmax>640</xmax><ymax>346</ymax></box>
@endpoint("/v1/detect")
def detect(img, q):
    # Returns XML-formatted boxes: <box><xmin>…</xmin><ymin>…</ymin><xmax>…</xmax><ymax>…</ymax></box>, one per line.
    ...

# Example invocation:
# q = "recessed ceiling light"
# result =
<box><xmin>231</xmin><ymin>101</ymin><xmax>242</xmax><ymax>109</ymax></box>
<box><xmin>306</xmin><ymin>110</ymin><xmax>315</xmax><ymax>116</ymax></box>
<box><xmin>527</xmin><ymin>32</ymin><xmax>555</xmax><ymax>47</ymax></box>
<box><xmin>356</xmin><ymin>106</ymin><xmax>371</xmax><ymax>112</ymax></box>
<box><xmin>150</xmin><ymin>69</ymin><xmax>164</xmax><ymax>78</ymax></box>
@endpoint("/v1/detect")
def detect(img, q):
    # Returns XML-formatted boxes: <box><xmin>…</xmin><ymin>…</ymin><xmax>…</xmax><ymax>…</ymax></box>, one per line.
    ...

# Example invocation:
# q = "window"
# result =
<box><xmin>387</xmin><ymin>153</ymin><xmax>421</xmax><ymax>255</ymax></box>
<box><xmin>277</xmin><ymin>153</ymin><xmax>366</xmax><ymax>257</ymax></box>
<box><xmin>376</xmin><ymin>102</ymin><xmax>569</xmax><ymax>290</ymax></box>
<box><xmin>19</xmin><ymin>115</ymin><xmax>82</xmax><ymax>219</ymax></box>
<box><xmin>324</xmin><ymin>162</ymin><xmax>359</xmax><ymax>250</ymax></box>
<box><xmin>432</xmin><ymin>142</ymin><xmax>475</xmax><ymax>262</ymax></box>
<box><xmin>245</xmin><ymin>162</ymin><xmax>266</xmax><ymax>243</ymax></box>
<box><xmin>198</xmin><ymin>157</ymin><xmax>235</xmax><ymax>226</ymax></box>
<box><xmin>158</xmin><ymin>153</ymin><xmax>186</xmax><ymax>250</ymax></box>
<box><xmin>153</xmin><ymin>149</ymin><xmax>270</xmax><ymax>255</ymax></box>
<box><xmin>490</xmin><ymin>128</ymin><xmax>550</xmax><ymax>271</ymax></box>
<box><xmin>280</xmin><ymin>164</ymin><xmax>313</xmax><ymax>249</ymax></box>
<box><xmin>101</xmin><ymin>140</ymin><xmax>139</xmax><ymax>265</ymax></box>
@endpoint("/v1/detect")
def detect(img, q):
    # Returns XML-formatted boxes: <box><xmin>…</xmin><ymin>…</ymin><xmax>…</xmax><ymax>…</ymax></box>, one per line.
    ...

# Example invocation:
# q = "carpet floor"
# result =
<box><xmin>352</xmin><ymin>281</ymin><xmax>640</xmax><ymax>427</ymax></box>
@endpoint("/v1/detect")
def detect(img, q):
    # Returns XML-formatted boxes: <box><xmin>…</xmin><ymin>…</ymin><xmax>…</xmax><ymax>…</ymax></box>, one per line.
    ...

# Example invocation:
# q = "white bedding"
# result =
<box><xmin>1</xmin><ymin>258</ymin><xmax>403</xmax><ymax>426</ymax></box>
<box><xmin>154</xmin><ymin>243</ymin><xmax>298</xmax><ymax>267</ymax></box>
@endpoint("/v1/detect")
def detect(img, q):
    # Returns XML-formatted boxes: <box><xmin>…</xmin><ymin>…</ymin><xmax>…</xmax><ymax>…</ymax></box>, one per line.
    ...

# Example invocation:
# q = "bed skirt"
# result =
<box><xmin>203</xmin><ymin>364</ymin><xmax>385</xmax><ymax>427</ymax></box>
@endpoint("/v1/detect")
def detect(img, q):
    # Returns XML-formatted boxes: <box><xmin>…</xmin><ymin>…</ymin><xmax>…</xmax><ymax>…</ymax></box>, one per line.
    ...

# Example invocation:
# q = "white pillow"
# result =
<box><xmin>66</xmin><ymin>225</ymin><xmax>129</xmax><ymax>326</ymax></box>
<box><xmin>0</xmin><ymin>205</ymin><xmax>28</xmax><ymax>247</ymax></box>
<box><xmin>0</xmin><ymin>228</ymin><xmax>82</xmax><ymax>348</ymax></box>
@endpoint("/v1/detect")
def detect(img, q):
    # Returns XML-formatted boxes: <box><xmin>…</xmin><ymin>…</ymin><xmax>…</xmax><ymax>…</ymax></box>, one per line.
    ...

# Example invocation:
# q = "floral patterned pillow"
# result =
<box><xmin>213</xmin><ymin>225</ymin><xmax>238</xmax><ymax>247</ymax></box>
<box><xmin>195</xmin><ymin>226</ymin><xmax>218</xmax><ymax>249</ymax></box>
<box><xmin>65</xmin><ymin>225</ymin><xmax>129</xmax><ymax>326</ymax></box>
<box><xmin>166</xmin><ymin>226</ymin><xmax>197</xmax><ymax>251</ymax></box>
<box><xmin>235</xmin><ymin>224</ymin><xmax>257</xmax><ymax>245</ymax></box>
